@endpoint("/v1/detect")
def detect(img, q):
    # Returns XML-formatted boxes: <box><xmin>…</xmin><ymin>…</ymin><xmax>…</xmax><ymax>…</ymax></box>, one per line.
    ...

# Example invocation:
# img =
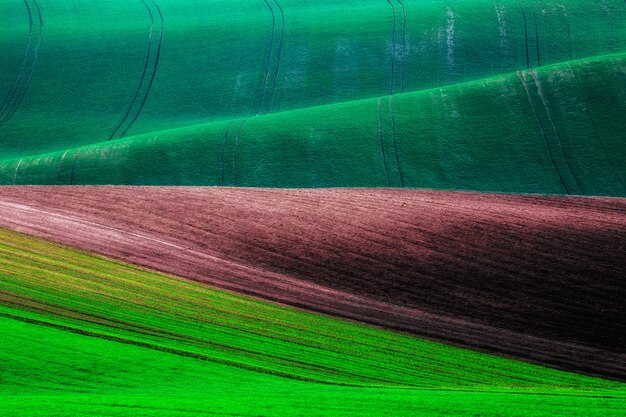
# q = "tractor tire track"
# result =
<box><xmin>55</xmin><ymin>150</ymin><xmax>70</xmax><ymax>185</ymax></box>
<box><xmin>232</xmin><ymin>119</ymin><xmax>248</xmax><ymax>186</ymax></box>
<box><xmin>0</xmin><ymin>0</ymin><xmax>42</xmax><ymax>127</ymax></box>
<box><xmin>120</xmin><ymin>0</ymin><xmax>163</xmax><ymax>138</ymax></box>
<box><xmin>517</xmin><ymin>71</ymin><xmax>568</xmax><ymax>194</ymax></box>
<box><xmin>267</xmin><ymin>0</ymin><xmax>284</xmax><ymax>113</ymax></box>
<box><xmin>529</xmin><ymin>70</ymin><xmax>581</xmax><ymax>194</ymax></box>
<box><xmin>529</xmin><ymin>4</ymin><xmax>541</xmax><ymax>67</ymax></box>
<box><xmin>108</xmin><ymin>0</ymin><xmax>155</xmax><ymax>140</ymax></box>
<box><xmin>0</xmin><ymin>0</ymin><xmax>33</xmax><ymax>121</ymax></box>
<box><xmin>385</xmin><ymin>0</ymin><xmax>397</xmax><ymax>95</ymax></box>
<box><xmin>68</xmin><ymin>149</ymin><xmax>82</xmax><ymax>185</ymax></box>
<box><xmin>12</xmin><ymin>160</ymin><xmax>23</xmax><ymax>185</ymax></box>
<box><xmin>109</xmin><ymin>0</ymin><xmax>163</xmax><ymax>140</ymax></box>
<box><xmin>517</xmin><ymin>2</ymin><xmax>530</xmax><ymax>69</ymax></box>
<box><xmin>257</xmin><ymin>0</ymin><xmax>276</xmax><ymax>115</ymax></box>
<box><xmin>377</xmin><ymin>98</ymin><xmax>391</xmax><ymax>186</ymax></box>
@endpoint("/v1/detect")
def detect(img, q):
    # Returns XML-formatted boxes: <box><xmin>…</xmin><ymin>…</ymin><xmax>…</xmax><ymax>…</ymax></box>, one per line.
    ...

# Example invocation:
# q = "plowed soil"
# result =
<box><xmin>0</xmin><ymin>186</ymin><xmax>624</xmax><ymax>379</ymax></box>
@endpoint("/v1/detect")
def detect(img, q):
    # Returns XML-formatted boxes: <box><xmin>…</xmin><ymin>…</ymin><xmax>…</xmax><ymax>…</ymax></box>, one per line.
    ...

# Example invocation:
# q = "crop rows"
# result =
<box><xmin>0</xmin><ymin>186</ymin><xmax>624</xmax><ymax>379</ymax></box>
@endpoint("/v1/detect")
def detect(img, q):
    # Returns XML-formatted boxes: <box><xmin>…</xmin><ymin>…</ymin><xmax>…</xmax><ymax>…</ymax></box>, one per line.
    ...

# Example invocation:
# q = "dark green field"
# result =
<box><xmin>0</xmin><ymin>0</ymin><xmax>624</xmax><ymax>194</ymax></box>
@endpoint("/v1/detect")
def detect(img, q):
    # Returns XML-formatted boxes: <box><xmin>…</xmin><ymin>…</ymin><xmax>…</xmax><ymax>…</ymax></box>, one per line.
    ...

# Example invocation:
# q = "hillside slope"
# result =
<box><xmin>1</xmin><ymin>227</ymin><xmax>626</xmax><ymax>416</ymax></box>
<box><xmin>0</xmin><ymin>1</ymin><xmax>625</xmax><ymax>194</ymax></box>
<box><xmin>1</xmin><ymin>0</ymin><xmax>624</xmax><ymax>156</ymax></box>
<box><xmin>2</xmin><ymin>54</ymin><xmax>625</xmax><ymax>194</ymax></box>
<box><xmin>0</xmin><ymin>186</ymin><xmax>624</xmax><ymax>379</ymax></box>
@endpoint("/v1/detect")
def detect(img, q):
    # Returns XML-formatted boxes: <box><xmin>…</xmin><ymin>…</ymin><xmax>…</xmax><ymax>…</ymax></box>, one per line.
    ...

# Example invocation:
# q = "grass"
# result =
<box><xmin>1</xmin><ymin>227</ymin><xmax>625</xmax><ymax>415</ymax></box>
<box><xmin>1</xmin><ymin>52</ymin><xmax>625</xmax><ymax>195</ymax></box>
<box><xmin>0</xmin><ymin>1</ymin><xmax>625</xmax><ymax>194</ymax></box>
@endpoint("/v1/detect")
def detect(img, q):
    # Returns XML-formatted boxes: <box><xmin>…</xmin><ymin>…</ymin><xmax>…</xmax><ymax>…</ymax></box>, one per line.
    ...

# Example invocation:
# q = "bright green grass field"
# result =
<box><xmin>1</xmin><ymin>228</ymin><xmax>625</xmax><ymax>416</ymax></box>
<box><xmin>0</xmin><ymin>0</ymin><xmax>625</xmax><ymax>195</ymax></box>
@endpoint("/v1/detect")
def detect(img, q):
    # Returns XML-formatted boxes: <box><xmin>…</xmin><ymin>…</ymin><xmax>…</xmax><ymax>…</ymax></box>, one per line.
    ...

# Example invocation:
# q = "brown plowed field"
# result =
<box><xmin>0</xmin><ymin>187</ymin><xmax>624</xmax><ymax>379</ymax></box>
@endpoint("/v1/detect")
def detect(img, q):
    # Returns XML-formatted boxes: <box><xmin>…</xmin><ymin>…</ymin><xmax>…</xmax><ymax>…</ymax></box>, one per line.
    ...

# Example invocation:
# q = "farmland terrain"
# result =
<box><xmin>1</xmin><ymin>0</ymin><xmax>625</xmax><ymax>414</ymax></box>
<box><xmin>0</xmin><ymin>0</ymin><xmax>624</xmax><ymax>193</ymax></box>
<box><xmin>0</xmin><ymin>186</ymin><xmax>624</xmax><ymax>379</ymax></box>
<box><xmin>1</xmin><ymin>227</ymin><xmax>626</xmax><ymax>416</ymax></box>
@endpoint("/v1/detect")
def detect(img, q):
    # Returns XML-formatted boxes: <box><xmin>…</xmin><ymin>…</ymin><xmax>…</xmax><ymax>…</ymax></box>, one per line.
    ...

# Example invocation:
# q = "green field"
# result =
<box><xmin>0</xmin><ymin>0</ymin><xmax>624</xmax><ymax>194</ymax></box>
<box><xmin>1</xmin><ymin>227</ymin><xmax>625</xmax><ymax>415</ymax></box>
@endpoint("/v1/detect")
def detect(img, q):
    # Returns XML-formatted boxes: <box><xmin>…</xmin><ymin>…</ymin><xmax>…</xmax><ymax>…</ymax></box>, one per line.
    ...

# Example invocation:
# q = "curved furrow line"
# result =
<box><xmin>516</xmin><ymin>71</ymin><xmax>568</xmax><ymax>194</ymax></box>
<box><xmin>0</xmin><ymin>292</ymin><xmax>402</xmax><ymax>383</ymax></box>
<box><xmin>0</xmin><ymin>0</ymin><xmax>33</xmax><ymax>121</ymax></box>
<box><xmin>529</xmin><ymin>69</ymin><xmax>581</xmax><ymax>194</ymax></box>
<box><xmin>0</xmin><ymin>0</ymin><xmax>42</xmax><ymax>127</ymax></box>
<box><xmin>529</xmin><ymin>4</ymin><xmax>541</xmax><ymax>67</ymax></box>
<box><xmin>0</xmin><ymin>310</ymin><xmax>357</xmax><ymax>387</ymax></box>
<box><xmin>516</xmin><ymin>1</ymin><xmax>530</xmax><ymax>69</ymax></box>
<box><xmin>558</xmin><ymin>4</ymin><xmax>574</xmax><ymax>60</ymax></box>
<box><xmin>257</xmin><ymin>0</ymin><xmax>276</xmax><ymax>115</ymax></box>
<box><xmin>385</xmin><ymin>0</ymin><xmax>397</xmax><ymax>95</ymax></box>
<box><xmin>120</xmin><ymin>0</ymin><xmax>164</xmax><ymax>138</ymax></box>
<box><xmin>55</xmin><ymin>149</ymin><xmax>70</xmax><ymax>185</ymax></box>
<box><xmin>108</xmin><ymin>0</ymin><xmax>155</xmax><ymax>140</ymax></box>
<box><xmin>68</xmin><ymin>148</ymin><xmax>82</xmax><ymax>185</ymax></box>
<box><xmin>268</xmin><ymin>0</ymin><xmax>285</xmax><ymax>113</ymax></box>
<box><xmin>11</xmin><ymin>160</ymin><xmax>23</xmax><ymax>185</ymax></box>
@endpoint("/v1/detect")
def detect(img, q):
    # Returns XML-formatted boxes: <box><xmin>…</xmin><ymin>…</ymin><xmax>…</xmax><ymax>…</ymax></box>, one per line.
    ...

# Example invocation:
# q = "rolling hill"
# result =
<box><xmin>0</xmin><ymin>0</ymin><xmax>624</xmax><ymax>194</ymax></box>
<box><xmin>1</xmin><ymin>1</ymin><xmax>625</xmax><ymax>415</ymax></box>
<box><xmin>1</xmin><ymin>186</ymin><xmax>624</xmax><ymax>379</ymax></box>
<box><xmin>1</xmin><ymin>226</ymin><xmax>625</xmax><ymax>416</ymax></box>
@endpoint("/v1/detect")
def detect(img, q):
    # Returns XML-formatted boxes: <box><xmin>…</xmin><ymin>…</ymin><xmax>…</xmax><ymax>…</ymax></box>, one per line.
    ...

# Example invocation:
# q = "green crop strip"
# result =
<box><xmin>0</xmin><ymin>227</ymin><xmax>625</xmax><ymax>415</ymax></box>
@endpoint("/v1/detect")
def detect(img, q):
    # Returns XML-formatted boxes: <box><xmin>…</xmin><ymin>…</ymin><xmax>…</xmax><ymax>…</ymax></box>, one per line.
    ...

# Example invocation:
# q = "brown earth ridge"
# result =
<box><xmin>0</xmin><ymin>186</ymin><xmax>624</xmax><ymax>380</ymax></box>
